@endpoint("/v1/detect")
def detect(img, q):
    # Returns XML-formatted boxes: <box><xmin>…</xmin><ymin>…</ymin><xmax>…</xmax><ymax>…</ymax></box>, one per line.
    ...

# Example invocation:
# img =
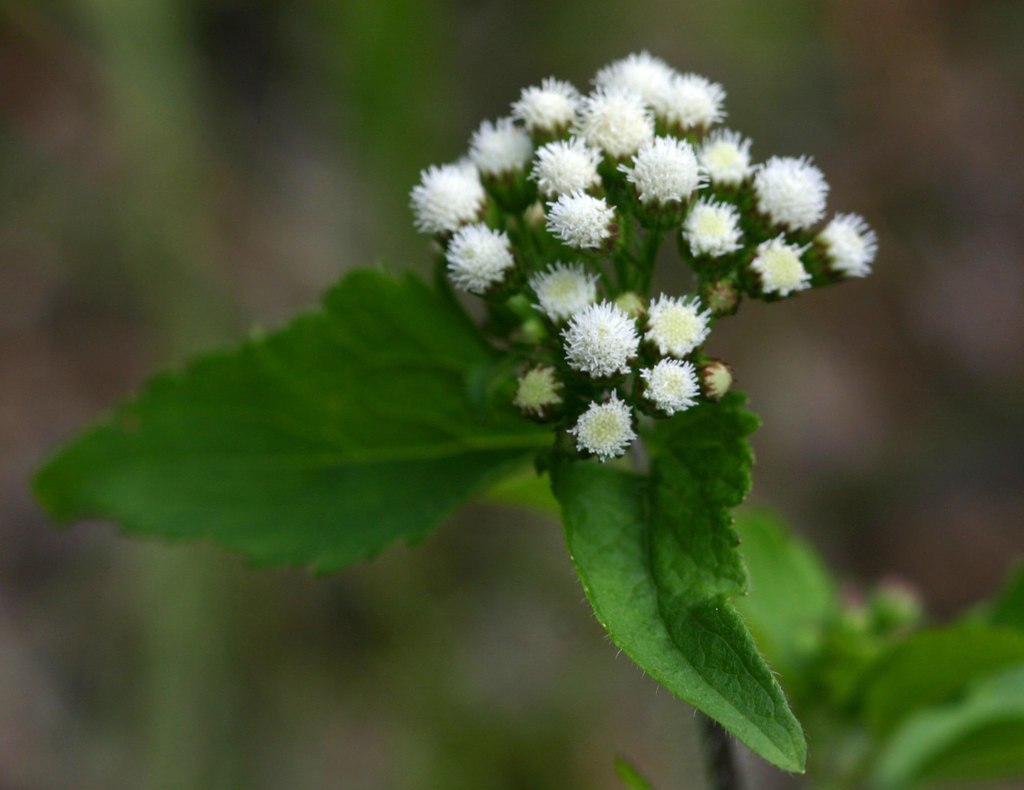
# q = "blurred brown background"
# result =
<box><xmin>2</xmin><ymin>0</ymin><xmax>1023</xmax><ymax>787</ymax></box>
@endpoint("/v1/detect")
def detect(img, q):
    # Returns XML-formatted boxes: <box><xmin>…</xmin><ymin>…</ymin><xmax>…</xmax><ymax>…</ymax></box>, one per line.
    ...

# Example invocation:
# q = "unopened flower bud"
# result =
<box><xmin>700</xmin><ymin>279</ymin><xmax>740</xmax><ymax>317</ymax></box>
<box><xmin>614</xmin><ymin>291</ymin><xmax>646</xmax><ymax>318</ymax></box>
<box><xmin>699</xmin><ymin>358</ymin><xmax>733</xmax><ymax>400</ymax></box>
<box><xmin>513</xmin><ymin>366</ymin><xmax>563</xmax><ymax>419</ymax></box>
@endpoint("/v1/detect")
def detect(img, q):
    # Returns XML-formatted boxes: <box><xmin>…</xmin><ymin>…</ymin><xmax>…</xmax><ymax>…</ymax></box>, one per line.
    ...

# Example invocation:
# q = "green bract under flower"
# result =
<box><xmin>410</xmin><ymin>52</ymin><xmax>877</xmax><ymax>461</ymax></box>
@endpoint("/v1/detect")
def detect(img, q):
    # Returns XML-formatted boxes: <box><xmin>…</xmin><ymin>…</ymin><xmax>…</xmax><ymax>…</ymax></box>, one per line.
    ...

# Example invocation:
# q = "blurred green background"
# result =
<box><xmin>2</xmin><ymin>0</ymin><xmax>1024</xmax><ymax>787</ymax></box>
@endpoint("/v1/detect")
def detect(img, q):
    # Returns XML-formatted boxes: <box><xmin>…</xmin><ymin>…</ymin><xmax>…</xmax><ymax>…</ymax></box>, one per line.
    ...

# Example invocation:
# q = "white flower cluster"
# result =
<box><xmin>409</xmin><ymin>52</ymin><xmax>878</xmax><ymax>462</ymax></box>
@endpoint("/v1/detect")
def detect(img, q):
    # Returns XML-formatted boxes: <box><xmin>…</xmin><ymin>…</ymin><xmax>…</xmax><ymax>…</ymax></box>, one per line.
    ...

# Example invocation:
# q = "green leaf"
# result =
<box><xmin>483</xmin><ymin>466</ymin><xmax>559</xmax><ymax>514</ymax></box>
<box><xmin>862</xmin><ymin>623</ymin><xmax>1024</xmax><ymax>737</ymax></box>
<box><xmin>552</xmin><ymin>395</ymin><xmax>806</xmax><ymax>773</ymax></box>
<box><xmin>733</xmin><ymin>509</ymin><xmax>838</xmax><ymax>701</ymax></box>
<box><xmin>34</xmin><ymin>271</ymin><xmax>550</xmax><ymax>572</ymax></box>
<box><xmin>614</xmin><ymin>756</ymin><xmax>657</xmax><ymax>790</ymax></box>
<box><xmin>871</xmin><ymin>663</ymin><xmax>1024</xmax><ymax>790</ymax></box>
<box><xmin>989</xmin><ymin>560</ymin><xmax>1024</xmax><ymax>630</ymax></box>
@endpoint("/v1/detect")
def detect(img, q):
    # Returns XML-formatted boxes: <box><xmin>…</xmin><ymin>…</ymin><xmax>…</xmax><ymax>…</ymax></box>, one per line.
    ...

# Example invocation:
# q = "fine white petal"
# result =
<box><xmin>512</xmin><ymin>78</ymin><xmax>581</xmax><ymax>134</ymax></box>
<box><xmin>620</xmin><ymin>136</ymin><xmax>704</xmax><ymax>205</ymax></box>
<box><xmin>652</xmin><ymin>73</ymin><xmax>726</xmax><ymax>130</ymax></box>
<box><xmin>682</xmin><ymin>198</ymin><xmax>743</xmax><ymax>257</ymax></box>
<box><xmin>593</xmin><ymin>52</ymin><xmax>676</xmax><ymax>107</ymax></box>
<box><xmin>698</xmin><ymin>129</ymin><xmax>752</xmax><ymax>187</ymax></box>
<box><xmin>546</xmin><ymin>191</ymin><xmax>615</xmax><ymax>250</ymax></box>
<box><xmin>750</xmin><ymin>236</ymin><xmax>811</xmax><ymax>296</ymax></box>
<box><xmin>529</xmin><ymin>261</ymin><xmax>598</xmax><ymax>322</ymax></box>
<box><xmin>513</xmin><ymin>366</ymin><xmax>563</xmax><ymax>415</ymax></box>
<box><xmin>445</xmin><ymin>223</ymin><xmax>515</xmax><ymax>294</ymax></box>
<box><xmin>410</xmin><ymin>161</ymin><xmax>486</xmax><ymax>235</ymax></box>
<box><xmin>640</xmin><ymin>359</ymin><xmax>699</xmax><ymax>415</ymax></box>
<box><xmin>562</xmin><ymin>301</ymin><xmax>640</xmax><ymax>377</ymax></box>
<box><xmin>753</xmin><ymin>156</ymin><xmax>829</xmax><ymax>230</ymax></box>
<box><xmin>531</xmin><ymin>137</ymin><xmax>602</xmax><ymax>198</ymax></box>
<box><xmin>645</xmin><ymin>294</ymin><xmax>711</xmax><ymax>357</ymax></box>
<box><xmin>575</xmin><ymin>87</ymin><xmax>655</xmax><ymax>159</ymax></box>
<box><xmin>469</xmin><ymin>117</ymin><xmax>534</xmax><ymax>176</ymax></box>
<box><xmin>818</xmin><ymin>213</ymin><xmax>877</xmax><ymax>278</ymax></box>
<box><xmin>569</xmin><ymin>394</ymin><xmax>636</xmax><ymax>461</ymax></box>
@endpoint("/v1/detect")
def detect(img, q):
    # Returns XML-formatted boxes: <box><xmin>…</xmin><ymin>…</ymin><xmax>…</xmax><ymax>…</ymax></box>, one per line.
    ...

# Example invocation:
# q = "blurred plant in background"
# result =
<box><xmin>3</xmin><ymin>1</ymin><xmax>1024</xmax><ymax>789</ymax></box>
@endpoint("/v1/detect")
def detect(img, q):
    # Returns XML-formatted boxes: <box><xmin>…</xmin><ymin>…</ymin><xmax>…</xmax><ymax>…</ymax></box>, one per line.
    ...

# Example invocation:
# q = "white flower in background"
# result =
<box><xmin>529</xmin><ymin>261</ymin><xmax>598</xmax><ymax>322</ymax></box>
<box><xmin>513</xmin><ymin>366</ymin><xmax>563</xmax><ymax>415</ymax></box>
<box><xmin>750</xmin><ymin>236</ymin><xmax>811</xmax><ymax>296</ymax></box>
<box><xmin>614</xmin><ymin>291</ymin><xmax>645</xmax><ymax>318</ymax></box>
<box><xmin>646</xmin><ymin>294</ymin><xmax>711</xmax><ymax>357</ymax></box>
<box><xmin>531</xmin><ymin>137</ymin><xmax>602</xmax><ymax>198</ymax></box>
<box><xmin>562</xmin><ymin>301</ymin><xmax>639</xmax><ymax>377</ymax></box>
<box><xmin>511</xmin><ymin>78</ymin><xmax>581</xmax><ymax>135</ymax></box>
<box><xmin>698</xmin><ymin>129</ymin><xmax>752</xmax><ymax>187</ymax></box>
<box><xmin>469</xmin><ymin>118</ymin><xmax>533</xmax><ymax>176</ymax></box>
<box><xmin>546</xmin><ymin>191</ymin><xmax>615</xmax><ymax>250</ymax></box>
<box><xmin>620</xmin><ymin>136</ymin><xmax>703</xmax><ymax>205</ymax></box>
<box><xmin>753</xmin><ymin>156</ymin><xmax>829</xmax><ymax>230</ymax></box>
<box><xmin>410</xmin><ymin>161</ymin><xmax>486</xmax><ymax>235</ymax></box>
<box><xmin>445</xmin><ymin>223</ymin><xmax>515</xmax><ymax>294</ymax></box>
<box><xmin>576</xmin><ymin>87</ymin><xmax>655</xmax><ymax>159</ymax></box>
<box><xmin>818</xmin><ymin>213</ymin><xmax>878</xmax><ymax>278</ymax></box>
<box><xmin>569</xmin><ymin>394</ymin><xmax>636</xmax><ymax>461</ymax></box>
<box><xmin>652</xmin><ymin>73</ymin><xmax>726</xmax><ymax>130</ymax></box>
<box><xmin>640</xmin><ymin>359</ymin><xmax>699</xmax><ymax>415</ymax></box>
<box><xmin>593</xmin><ymin>51</ymin><xmax>676</xmax><ymax>107</ymax></box>
<box><xmin>682</xmin><ymin>198</ymin><xmax>743</xmax><ymax>257</ymax></box>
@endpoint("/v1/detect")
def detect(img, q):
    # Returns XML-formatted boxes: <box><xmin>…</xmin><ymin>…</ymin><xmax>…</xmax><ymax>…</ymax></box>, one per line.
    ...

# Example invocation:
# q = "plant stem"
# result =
<box><xmin>700</xmin><ymin>713</ymin><xmax>742</xmax><ymax>790</ymax></box>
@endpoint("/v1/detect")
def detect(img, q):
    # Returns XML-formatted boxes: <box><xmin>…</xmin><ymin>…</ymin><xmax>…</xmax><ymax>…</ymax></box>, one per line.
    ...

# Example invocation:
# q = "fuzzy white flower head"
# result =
<box><xmin>445</xmin><ymin>223</ymin><xmax>515</xmax><ymax>295</ymax></box>
<box><xmin>645</xmin><ymin>294</ymin><xmax>711</xmax><ymax>358</ymax></box>
<box><xmin>469</xmin><ymin>117</ymin><xmax>533</xmax><ymax>176</ymax></box>
<box><xmin>593</xmin><ymin>51</ymin><xmax>676</xmax><ymax>107</ymax></box>
<box><xmin>546</xmin><ymin>191</ymin><xmax>615</xmax><ymax>250</ymax></box>
<box><xmin>562</xmin><ymin>301</ymin><xmax>640</xmax><ymax>377</ymax></box>
<box><xmin>531</xmin><ymin>137</ymin><xmax>602</xmax><ymax>198</ymax></box>
<box><xmin>511</xmin><ymin>78</ymin><xmax>581</xmax><ymax>134</ymax></box>
<box><xmin>529</xmin><ymin>261</ymin><xmax>598</xmax><ymax>322</ymax></box>
<box><xmin>753</xmin><ymin>156</ymin><xmax>829</xmax><ymax>230</ymax></box>
<box><xmin>641</xmin><ymin>359</ymin><xmax>699</xmax><ymax>415</ymax></box>
<box><xmin>750</xmin><ymin>236</ymin><xmax>812</xmax><ymax>296</ymax></box>
<box><xmin>410</xmin><ymin>161</ymin><xmax>486</xmax><ymax>235</ymax></box>
<box><xmin>682</xmin><ymin>198</ymin><xmax>743</xmax><ymax>257</ymax></box>
<box><xmin>699</xmin><ymin>129</ymin><xmax>752</xmax><ymax>187</ymax></box>
<box><xmin>620</xmin><ymin>136</ymin><xmax>703</xmax><ymax>205</ymax></box>
<box><xmin>575</xmin><ymin>87</ymin><xmax>655</xmax><ymax>159</ymax></box>
<box><xmin>569</xmin><ymin>394</ymin><xmax>636</xmax><ymax>461</ymax></box>
<box><xmin>652</xmin><ymin>73</ymin><xmax>726</xmax><ymax>130</ymax></box>
<box><xmin>818</xmin><ymin>213</ymin><xmax>878</xmax><ymax>278</ymax></box>
<box><xmin>513</xmin><ymin>366</ymin><xmax>563</xmax><ymax>416</ymax></box>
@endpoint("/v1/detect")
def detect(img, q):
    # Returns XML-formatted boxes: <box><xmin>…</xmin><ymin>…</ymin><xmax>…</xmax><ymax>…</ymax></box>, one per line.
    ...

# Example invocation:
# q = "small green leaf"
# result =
<box><xmin>862</xmin><ymin>623</ymin><xmax>1024</xmax><ymax>736</ymax></box>
<box><xmin>990</xmin><ymin>560</ymin><xmax>1024</xmax><ymax>630</ymax></box>
<box><xmin>614</xmin><ymin>756</ymin><xmax>657</xmax><ymax>790</ymax></box>
<box><xmin>34</xmin><ymin>271</ymin><xmax>550</xmax><ymax>572</ymax></box>
<box><xmin>552</xmin><ymin>395</ymin><xmax>806</xmax><ymax>773</ymax></box>
<box><xmin>871</xmin><ymin>663</ymin><xmax>1024</xmax><ymax>790</ymax></box>
<box><xmin>733</xmin><ymin>509</ymin><xmax>838</xmax><ymax>701</ymax></box>
<box><xmin>483</xmin><ymin>466</ymin><xmax>559</xmax><ymax>514</ymax></box>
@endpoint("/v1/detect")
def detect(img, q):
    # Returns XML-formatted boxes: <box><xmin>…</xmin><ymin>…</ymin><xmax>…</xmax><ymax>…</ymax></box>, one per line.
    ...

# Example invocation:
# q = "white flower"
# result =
<box><xmin>445</xmin><ymin>223</ymin><xmax>515</xmax><ymax>294</ymax></box>
<box><xmin>575</xmin><ymin>87</ymin><xmax>655</xmax><ymax>159</ymax></box>
<box><xmin>593</xmin><ymin>51</ymin><xmax>675</xmax><ymax>107</ymax></box>
<box><xmin>562</xmin><ymin>301</ymin><xmax>639</xmax><ymax>377</ymax></box>
<box><xmin>469</xmin><ymin>117</ymin><xmax>533</xmax><ymax>176</ymax></box>
<box><xmin>569</xmin><ymin>394</ymin><xmax>636</xmax><ymax>461</ymax></box>
<box><xmin>531</xmin><ymin>137</ymin><xmax>602</xmax><ymax>198</ymax></box>
<box><xmin>529</xmin><ymin>261</ymin><xmax>598</xmax><ymax>322</ymax></box>
<box><xmin>698</xmin><ymin>129</ymin><xmax>752</xmax><ymax>187</ymax></box>
<box><xmin>640</xmin><ymin>359</ymin><xmax>699</xmax><ymax>415</ymax></box>
<box><xmin>753</xmin><ymin>156</ymin><xmax>829</xmax><ymax>230</ymax></box>
<box><xmin>818</xmin><ymin>213</ymin><xmax>877</xmax><ymax>278</ymax></box>
<box><xmin>645</xmin><ymin>294</ymin><xmax>711</xmax><ymax>357</ymax></box>
<box><xmin>511</xmin><ymin>78</ymin><xmax>581</xmax><ymax>134</ymax></box>
<box><xmin>652</xmin><ymin>73</ymin><xmax>726</xmax><ymax>130</ymax></box>
<box><xmin>682</xmin><ymin>198</ymin><xmax>743</xmax><ymax>257</ymax></box>
<box><xmin>750</xmin><ymin>236</ymin><xmax>812</xmax><ymax>296</ymax></box>
<box><xmin>546</xmin><ymin>191</ymin><xmax>615</xmax><ymax>250</ymax></box>
<box><xmin>410</xmin><ymin>161</ymin><xmax>486</xmax><ymax>235</ymax></box>
<box><xmin>620</xmin><ymin>136</ymin><xmax>703</xmax><ymax>205</ymax></box>
<box><xmin>513</xmin><ymin>366</ymin><xmax>563</xmax><ymax>416</ymax></box>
